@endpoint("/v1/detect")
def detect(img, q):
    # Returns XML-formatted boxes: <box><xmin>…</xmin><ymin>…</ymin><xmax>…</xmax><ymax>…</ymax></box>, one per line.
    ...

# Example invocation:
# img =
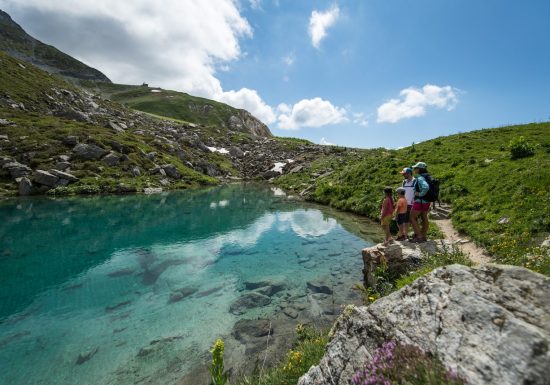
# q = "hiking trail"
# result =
<box><xmin>431</xmin><ymin>205</ymin><xmax>491</xmax><ymax>265</ymax></box>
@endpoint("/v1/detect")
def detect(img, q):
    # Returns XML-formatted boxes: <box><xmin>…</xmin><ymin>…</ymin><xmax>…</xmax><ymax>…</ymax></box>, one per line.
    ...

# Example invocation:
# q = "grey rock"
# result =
<box><xmin>18</xmin><ymin>177</ymin><xmax>32</xmax><ymax>196</ymax></box>
<box><xmin>497</xmin><ymin>216</ymin><xmax>510</xmax><ymax>225</ymax></box>
<box><xmin>176</xmin><ymin>150</ymin><xmax>187</xmax><ymax>162</ymax></box>
<box><xmin>146</xmin><ymin>152</ymin><xmax>157</xmax><ymax>160</ymax></box>
<box><xmin>143</xmin><ymin>187</ymin><xmax>163</xmax><ymax>194</ymax></box>
<box><xmin>57</xmin><ymin>154</ymin><xmax>71</xmax><ymax>162</ymax></box>
<box><xmin>229</xmin><ymin>146</ymin><xmax>245</xmax><ymax>158</ymax></box>
<box><xmin>102</xmin><ymin>152</ymin><xmax>120</xmax><ymax>167</ymax></box>
<box><xmin>73</xmin><ymin>143</ymin><xmax>108</xmax><ymax>160</ymax></box>
<box><xmin>56</xmin><ymin>179</ymin><xmax>70</xmax><ymax>187</ymax></box>
<box><xmin>63</xmin><ymin>136</ymin><xmax>79</xmax><ymax>146</ymax></box>
<box><xmin>54</xmin><ymin>161</ymin><xmax>71</xmax><ymax>171</ymax></box>
<box><xmin>162</xmin><ymin>164</ymin><xmax>180</xmax><ymax>179</ymax></box>
<box><xmin>2</xmin><ymin>161</ymin><xmax>31</xmax><ymax>178</ymax></box>
<box><xmin>542</xmin><ymin>236</ymin><xmax>550</xmax><ymax>248</ymax></box>
<box><xmin>0</xmin><ymin>134</ymin><xmax>8</xmax><ymax>140</ymax></box>
<box><xmin>32</xmin><ymin>170</ymin><xmax>59</xmax><ymax>187</ymax></box>
<box><xmin>229</xmin><ymin>292</ymin><xmax>272</xmax><ymax>315</ymax></box>
<box><xmin>290</xmin><ymin>165</ymin><xmax>304</xmax><ymax>174</ymax></box>
<box><xmin>108</xmin><ymin>121</ymin><xmax>124</xmax><ymax>133</ymax></box>
<box><xmin>298</xmin><ymin>264</ymin><xmax>550</xmax><ymax>385</ymax></box>
<box><xmin>150</xmin><ymin>166</ymin><xmax>166</xmax><ymax>176</ymax></box>
<box><xmin>131</xmin><ymin>166</ymin><xmax>141</xmax><ymax>177</ymax></box>
<box><xmin>55</xmin><ymin>109</ymin><xmax>89</xmax><ymax>122</ymax></box>
<box><xmin>197</xmin><ymin>161</ymin><xmax>221</xmax><ymax>177</ymax></box>
<box><xmin>0</xmin><ymin>118</ymin><xmax>16</xmax><ymax>126</ymax></box>
<box><xmin>262</xmin><ymin>170</ymin><xmax>280</xmax><ymax>180</ymax></box>
<box><xmin>117</xmin><ymin>184</ymin><xmax>137</xmax><ymax>194</ymax></box>
<box><xmin>49</xmin><ymin>169</ymin><xmax>79</xmax><ymax>182</ymax></box>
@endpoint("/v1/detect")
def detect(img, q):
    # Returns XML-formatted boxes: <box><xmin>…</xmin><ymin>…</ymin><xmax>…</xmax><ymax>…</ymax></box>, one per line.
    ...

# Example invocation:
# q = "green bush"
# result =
<box><xmin>235</xmin><ymin>325</ymin><xmax>328</xmax><ymax>385</ymax></box>
<box><xmin>509</xmin><ymin>136</ymin><xmax>535</xmax><ymax>159</ymax></box>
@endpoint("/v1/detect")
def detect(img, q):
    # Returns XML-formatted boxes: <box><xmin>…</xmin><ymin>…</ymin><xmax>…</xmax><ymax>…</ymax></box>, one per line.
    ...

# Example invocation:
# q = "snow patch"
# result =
<box><xmin>271</xmin><ymin>162</ymin><xmax>286</xmax><ymax>174</ymax></box>
<box><xmin>207</xmin><ymin>147</ymin><xmax>230</xmax><ymax>154</ymax></box>
<box><xmin>151</xmin><ymin>89</ymin><xmax>162</xmax><ymax>93</ymax></box>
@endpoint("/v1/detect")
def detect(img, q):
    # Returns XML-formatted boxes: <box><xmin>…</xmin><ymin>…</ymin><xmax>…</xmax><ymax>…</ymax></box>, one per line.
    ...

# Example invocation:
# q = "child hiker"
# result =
<box><xmin>380</xmin><ymin>187</ymin><xmax>394</xmax><ymax>246</ymax></box>
<box><xmin>395</xmin><ymin>187</ymin><xmax>408</xmax><ymax>241</ymax></box>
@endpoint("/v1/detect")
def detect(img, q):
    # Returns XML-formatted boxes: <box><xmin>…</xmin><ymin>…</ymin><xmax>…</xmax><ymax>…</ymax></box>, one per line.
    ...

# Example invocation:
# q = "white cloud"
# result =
<box><xmin>4</xmin><ymin>0</ymin><xmax>281</xmax><ymax>124</ymax></box>
<box><xmin>352</xmin><ymin>112</ymin><xmax>369</xmax><ymax>127</ymax></box>
<box><xmin>277</xmin><ymin>97</ymin><xmax>347</xmax><ymax>130</ymax></box>
<box><xmin>377</xmin><ymin>84</ymin><xmax>459</xmax><ymax>123</ymax></box>
<box><xmin>249</xmin><ymin>0</ymin><xmax>262</xmax><ymax>10</ymax></box>
<box><xmin>218</xmin><ymin>88</ymin><xmax>276</xmax><ymax>124</ymax></box>
<box><xmin>282</xmin><ymin>52</ymin><xmax>295</xmax><ymax>66</ymax></box>
<box><xmin>319</xmin><ymin>137</ymin><xmax>334</xmax><ymax>146</ymax></box>
<box><xmin>309</xmin><ymin>5</ymin><xmax>340</xmax><ymax>49</ymax></box>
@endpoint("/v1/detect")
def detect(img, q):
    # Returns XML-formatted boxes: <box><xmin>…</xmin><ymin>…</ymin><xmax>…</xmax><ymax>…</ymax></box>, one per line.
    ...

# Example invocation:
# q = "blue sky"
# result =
<box><xmin>2</xmin><ymin>0</ymin><xmax>550</xmax><ymax>148</ymax></box>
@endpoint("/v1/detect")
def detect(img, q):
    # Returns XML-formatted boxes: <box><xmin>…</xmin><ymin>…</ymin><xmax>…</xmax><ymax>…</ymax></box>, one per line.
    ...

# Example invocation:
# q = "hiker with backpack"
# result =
<box><xmin>400</xmin><ymin>167</ymin><xmax>416</xmax><ymax>236</ymax></box>
<box><xmin>409</xmin><ymin>162</ymin><xmax>438</xmax><ymax>243</ymax></box>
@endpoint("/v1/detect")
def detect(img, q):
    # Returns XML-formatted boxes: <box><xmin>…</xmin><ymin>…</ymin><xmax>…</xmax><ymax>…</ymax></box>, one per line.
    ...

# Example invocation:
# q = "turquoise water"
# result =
<box><xmin>0</xmin><ymin>184</ymin><xmax>378</xmax><ymax>385</ymax></box>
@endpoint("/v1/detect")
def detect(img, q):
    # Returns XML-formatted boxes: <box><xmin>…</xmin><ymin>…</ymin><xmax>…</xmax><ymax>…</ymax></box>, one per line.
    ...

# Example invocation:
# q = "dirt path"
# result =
<box><xmin>435</xmin><ymin>219</ymin><xmax>491</xmax><ymax>265</ymax></box>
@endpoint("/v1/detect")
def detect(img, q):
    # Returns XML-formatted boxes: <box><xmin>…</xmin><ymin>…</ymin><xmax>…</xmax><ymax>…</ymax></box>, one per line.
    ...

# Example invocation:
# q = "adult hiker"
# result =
<box><xmin>400</xmin><ymin>167</ymin><xmax>416</xmax><ymax>236</ymax></box>
<box><xmin>409</xmin><ymin>162</ymin><xmax>431</xmax><ymax>243</ymax></box>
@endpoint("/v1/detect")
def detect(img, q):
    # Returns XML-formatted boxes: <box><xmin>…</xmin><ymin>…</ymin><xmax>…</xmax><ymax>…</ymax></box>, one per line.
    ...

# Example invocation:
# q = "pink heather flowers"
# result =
<box><xmin>351</xmin><ymin>341</ymin><xmax>464</xmax><ymax>385</ymax></box>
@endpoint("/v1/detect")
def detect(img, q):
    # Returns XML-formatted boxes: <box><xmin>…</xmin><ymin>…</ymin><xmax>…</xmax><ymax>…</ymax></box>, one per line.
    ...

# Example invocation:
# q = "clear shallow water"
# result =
<box><xmin>0</xmin><ymin>184</ymin><xmax>378</xmax><ymax>385</ymax></box>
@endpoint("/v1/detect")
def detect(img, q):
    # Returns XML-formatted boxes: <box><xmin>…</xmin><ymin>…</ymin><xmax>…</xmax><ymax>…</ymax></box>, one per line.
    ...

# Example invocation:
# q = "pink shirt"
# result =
<box><xmin>381</xmin><ymin>197</ymin><xmax>394</xmax><ymax>217</ymax></box>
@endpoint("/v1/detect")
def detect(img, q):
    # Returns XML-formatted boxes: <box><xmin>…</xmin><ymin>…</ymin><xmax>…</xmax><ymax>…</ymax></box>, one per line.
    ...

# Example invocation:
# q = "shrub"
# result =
<box><xmin>236</xmin><ymin>325</ymin><xmax>328</xmax><ymax>385</ymax></box>
<box><xmin>509</xmin><ymin>136</ymin><xmax>535</xmax><ymax>159</ymax></box>
<box><xmin>351</xmin><ymin>341</ymin><xmax>463</xmax><ymax>385</ymax></box>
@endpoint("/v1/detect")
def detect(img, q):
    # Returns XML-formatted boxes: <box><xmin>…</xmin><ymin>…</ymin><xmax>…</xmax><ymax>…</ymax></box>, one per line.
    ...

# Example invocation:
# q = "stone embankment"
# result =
<box><xmin>299</xmin><ymin>242</ymin><xmax>550</xmax><ymax>385</ymax></box>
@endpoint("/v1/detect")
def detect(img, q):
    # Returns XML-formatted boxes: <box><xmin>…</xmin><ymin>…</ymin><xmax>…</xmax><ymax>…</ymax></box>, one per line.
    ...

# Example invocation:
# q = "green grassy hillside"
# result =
<box><xmin>0</xmin><ymin>51</ymin><xmax>223</xmax><ymax>195</ymax></box>
<box><xmin>0</xmin><ymin>10</ymin><xmax>110</xmax><ymax>82</ymax></box>
<box><xmin>276</xmin><ymin>123</ymin><xmax>550</xmax><ymax>275</ymax></box>
<box><xmin>81</xmin><ymin>82</ymin><xmax>272</xmax><ymax>137</ymax></box>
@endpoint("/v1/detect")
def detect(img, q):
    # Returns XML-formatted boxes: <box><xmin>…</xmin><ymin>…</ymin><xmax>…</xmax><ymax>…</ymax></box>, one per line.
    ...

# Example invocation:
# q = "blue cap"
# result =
<box><xmin>400</xmin><ymin>167</ymin><xmax>412</xmax><ymax>175</ymax></box>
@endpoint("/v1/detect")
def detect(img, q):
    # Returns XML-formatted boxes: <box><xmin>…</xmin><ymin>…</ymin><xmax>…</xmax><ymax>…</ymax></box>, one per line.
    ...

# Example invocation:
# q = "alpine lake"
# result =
<box><xmin>0</xmin><ymin>183</ymin><xmax>381</xmax><ymax>385</ymax></box>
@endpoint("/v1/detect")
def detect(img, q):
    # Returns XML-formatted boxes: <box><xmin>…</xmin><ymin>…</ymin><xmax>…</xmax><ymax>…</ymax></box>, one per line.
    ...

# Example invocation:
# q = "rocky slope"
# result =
<box><xmin>0</xmin><ymin>9</ymin><xmax>111</xmax><ymax>83</ymax></box>
<box><xmin>0</xmin><ymin>51</ymin><xmax>339</xmax><ymax>196</ymax></box>
<box><xmin>299</xmin><ymin>262</ymin><xmax>550</xmax><ymax>385</ymax></box>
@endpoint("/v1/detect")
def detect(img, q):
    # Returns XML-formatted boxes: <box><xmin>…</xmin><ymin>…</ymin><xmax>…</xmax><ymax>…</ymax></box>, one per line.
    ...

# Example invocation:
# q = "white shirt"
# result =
<box><xmin>402</xmin><ymin>178</ymin><xmax>416</xmax><ymax>206</ymax></box>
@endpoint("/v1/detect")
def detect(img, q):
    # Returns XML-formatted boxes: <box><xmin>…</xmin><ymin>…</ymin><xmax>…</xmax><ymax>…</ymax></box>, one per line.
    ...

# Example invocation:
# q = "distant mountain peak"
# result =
<box><xmin>0</xmin><ymin>9</ymin><xmax>111</xmax><ymax>83</ymax></box>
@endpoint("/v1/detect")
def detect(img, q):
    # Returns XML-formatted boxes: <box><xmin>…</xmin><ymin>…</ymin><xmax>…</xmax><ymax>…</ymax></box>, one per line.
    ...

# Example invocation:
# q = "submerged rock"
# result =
<box><xmin>306</xmin><ymin>279</ymin><xmax>333</xmax><ymax>295</ymax></box>
<box><xmin>230</xmin><ymin>292</ymin><xmax>272</xmax><ymax>315</ymax></box>
<box><xmin>76</xmin><ymin>347</ymin><xmax>98</xmax><ymax>365</ymax></box>
<box><xmin>232</xmin><ymin>319</ymin><xmax>273</xmax><ymax>342</ymax></box>
<box><xmin>168</xmin><ymin>287</ymin><xmax>198</xmax><ymax>304</ymax></box>
<box><xmin>298</xmin><ymin>264</ymin><xmax>550</xmax><ymax>385</ymax></box>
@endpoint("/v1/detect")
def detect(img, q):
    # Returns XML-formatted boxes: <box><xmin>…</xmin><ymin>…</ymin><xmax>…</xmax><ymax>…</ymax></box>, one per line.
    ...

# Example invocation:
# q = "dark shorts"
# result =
<box><xmin>397</xmin><ymin>213</ymin><xmax>408</xmax><ymax>225</ymax></box>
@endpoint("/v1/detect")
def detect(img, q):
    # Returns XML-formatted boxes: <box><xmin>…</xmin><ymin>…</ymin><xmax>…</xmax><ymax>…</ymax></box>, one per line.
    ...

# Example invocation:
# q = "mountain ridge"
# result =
<box><xmin>0</xmin><ymin>9</ymin><xmax>111</xmax><ymax>83</ymax></box>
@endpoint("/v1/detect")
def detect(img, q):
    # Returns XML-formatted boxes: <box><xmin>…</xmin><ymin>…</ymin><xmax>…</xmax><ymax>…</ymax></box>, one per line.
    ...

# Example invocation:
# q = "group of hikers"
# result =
<box><xmin>380</xmin><ymin>161</ymin><xmax>439</xmax><ymax>245</ymax></box>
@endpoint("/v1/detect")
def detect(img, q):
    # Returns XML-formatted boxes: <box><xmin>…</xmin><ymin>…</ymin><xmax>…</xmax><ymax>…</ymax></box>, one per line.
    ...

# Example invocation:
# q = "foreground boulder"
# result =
<box><xmin>299</xmin><ymin>264</ymin><xmax>550</xmax><ymax>385</ymax></box>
